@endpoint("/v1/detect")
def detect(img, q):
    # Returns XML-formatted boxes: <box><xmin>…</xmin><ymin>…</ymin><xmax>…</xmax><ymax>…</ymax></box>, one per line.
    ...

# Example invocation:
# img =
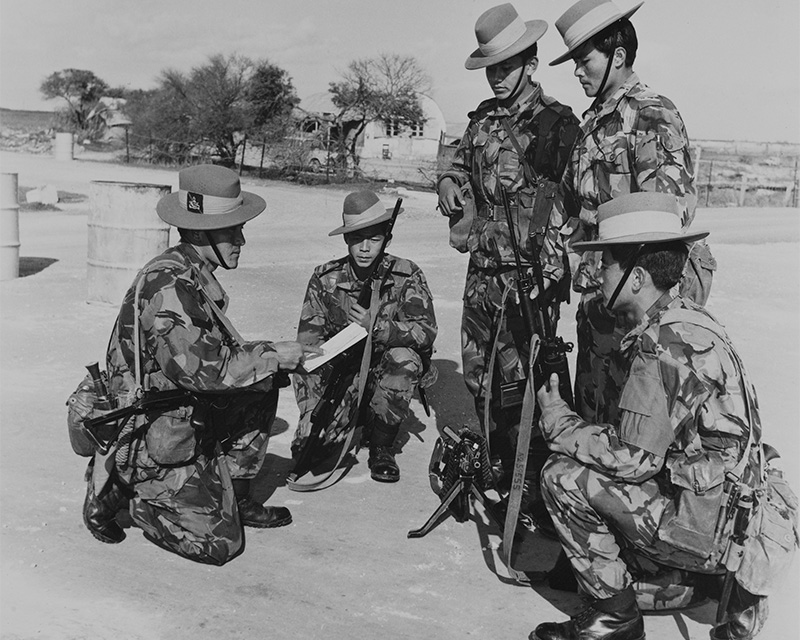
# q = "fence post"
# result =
<box><xmin>705</xmin><ymin>160</ymin><xmax>714</xmax><ymax>206</ymax></box>
<box><xmin>738</xmin><ymin>175</ymin><xmax>748</xmax><ymax>206</ymax></box>
<box><xmin>259</xmin><ymin>141</ymin><xmax>266</xmax><ymax>178</ymax></box>
<box><xmin>238</xmin><ymin>135</ymin><xmax>247</xmax><ymax>176</ymax></box>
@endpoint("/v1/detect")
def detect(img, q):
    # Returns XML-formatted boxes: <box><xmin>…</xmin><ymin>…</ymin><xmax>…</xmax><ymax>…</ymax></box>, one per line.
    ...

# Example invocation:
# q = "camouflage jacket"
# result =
<box><xmin>297</xmin><ymin>254</ymin><xmax>437</xmax><ymax>358</ymax></box>
<box><xmin>539</xmin><ymin>295</ymin><xmax>753</xmax><ymax>486</ymax></box>
<box><xmin>559</xmin><ymin>74</ymin><xmax>697</xmax><ymax>292</ymax></box>
<box><xmin>439</xmin><ymin>83</ymin><xmax>580</xmax><ymax>276</ymax></box>
<box><xmin>106</xmin><ymin>243</ymin><xmax>282</xmax><ymax>403</ymax></box>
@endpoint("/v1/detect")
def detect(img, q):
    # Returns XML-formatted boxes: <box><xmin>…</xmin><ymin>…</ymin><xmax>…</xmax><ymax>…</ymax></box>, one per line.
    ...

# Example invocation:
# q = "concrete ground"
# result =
<box><xmin>1</xmin><ymin>150</ymin><xmax>798</xmax><ymax>640</ymax></box>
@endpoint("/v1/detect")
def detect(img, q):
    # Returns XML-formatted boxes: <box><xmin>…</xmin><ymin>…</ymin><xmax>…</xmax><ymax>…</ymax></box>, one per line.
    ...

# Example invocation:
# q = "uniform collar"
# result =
<box><xmin>619</xmin><ymin>291</ymin><xmax>675</xmax><ymax>354</ymax></box>
<box><xmin>584</xmin><ymin>72</ymin><xmax>640</xmax><ymax>121</ymax></box>
<box><xmin>490</xmin><ymin>81</ymin><xmax>544</xmax><ymax>119</ymax></box>
<box><xmin>179</xmin><ymin>243</ymin><xmax>228</xmax><ymax>308</ymax></box>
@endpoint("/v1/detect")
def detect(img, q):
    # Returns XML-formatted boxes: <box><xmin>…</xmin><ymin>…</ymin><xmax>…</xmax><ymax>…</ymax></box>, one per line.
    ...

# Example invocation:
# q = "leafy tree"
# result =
<box><xmin>329</xmin><ymin>53</ymin><xmax>431</xmax><ymax>168</ymax></box>
<box><xmin>247</xmin><ymin>62</ymin><xmax>300</xmax><ymax>142</ymax></box>
<box><xmin>40</xmin><ymin>68</ymin><xmax>109</xmax><ymax>135</ymax></box>
<box><xmin>125</xmin><ymin>54</ymin><xmax>298</xmax><ymax>166</ymax></box>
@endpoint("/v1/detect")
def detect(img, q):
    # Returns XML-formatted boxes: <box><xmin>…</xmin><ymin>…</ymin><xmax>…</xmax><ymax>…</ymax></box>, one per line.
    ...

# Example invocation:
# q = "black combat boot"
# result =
<box><xmin>83</xmin><ymin>465</ymin><xmax>127</xmax><ymax>544</ymax></box>
<box><xmin>367</xmin><ymin>419</ymin><xmax>400</xmax><ymax>483</ymax></box>
<box><xmin>710</xmin><ymin>582</ymin><xmax>769</xmax><ymax>640</ymax></box>
<box><xmin>231</xmin><ymin>479</ymin><xmax>292</xmax><ymax>528</ymax></box>
<box><xmin>531</xmin><ymin>586</ymin><xmax>645</xmax><ymax>640</ymax></box>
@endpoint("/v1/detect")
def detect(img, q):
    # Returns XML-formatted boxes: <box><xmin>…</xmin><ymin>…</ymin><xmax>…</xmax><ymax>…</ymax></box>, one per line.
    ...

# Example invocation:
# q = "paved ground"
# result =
<box><xmin>1</xmin><ymin>150</ymin><xmax>798</xmax><ymax>639</ymax></box>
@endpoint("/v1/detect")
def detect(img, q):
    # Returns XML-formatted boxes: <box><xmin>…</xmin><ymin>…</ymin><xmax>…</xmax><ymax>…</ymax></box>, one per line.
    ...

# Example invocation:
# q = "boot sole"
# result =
<box><xmin>243</xmin><ymin>515</ymin><xmax>293</xmax><ymax>529</ymax></box>
<box><xmin>371</xmin><ymin>472</ymin><xmax>400</xmax><ymax>483</ymax></box>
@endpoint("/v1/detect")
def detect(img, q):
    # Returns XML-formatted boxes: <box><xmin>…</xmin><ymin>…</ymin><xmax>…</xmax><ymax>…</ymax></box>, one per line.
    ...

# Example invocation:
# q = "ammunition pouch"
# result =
<box><xmin>657</xmin><ymin>453</ymin><xmax>729</xmax><ymax>559</ymax></box>
<box><xmin>736</xmin><ymin>467</ymin><xmax>799</xmax><ymax>596</ymax></box>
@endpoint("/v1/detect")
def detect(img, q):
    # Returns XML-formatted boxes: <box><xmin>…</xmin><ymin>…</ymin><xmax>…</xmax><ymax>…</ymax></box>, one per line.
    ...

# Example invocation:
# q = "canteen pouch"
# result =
<box><xmin>736</xmin><ymin>468</ymin><xmax>799</xmax><ymax>596</ymax></box>
<box><xmin>66</xmin><ymin>372</ymin><xmax>111</xmax><ymax>457</ymax></box>
<box><xmin>657</xmin><ymin>452</ymin><xmax>728</xmax><ymax>558</ymax></box>
<box><xmin>448</xmin><ymin>185</ymin><xmax>474</xmax><ymax>253</ymax></box>
<box><xmin>144</xmin><ymin>404</ymin><xmax>197</xmax><ymax>465</ymax></box>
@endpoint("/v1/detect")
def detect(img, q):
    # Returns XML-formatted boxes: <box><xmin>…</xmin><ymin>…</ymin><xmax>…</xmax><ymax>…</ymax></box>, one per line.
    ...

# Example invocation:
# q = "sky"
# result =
<box><xmin>0</xmin><ymin>0</ymin><xmax>798</xmax><ymax>143</ymax></box>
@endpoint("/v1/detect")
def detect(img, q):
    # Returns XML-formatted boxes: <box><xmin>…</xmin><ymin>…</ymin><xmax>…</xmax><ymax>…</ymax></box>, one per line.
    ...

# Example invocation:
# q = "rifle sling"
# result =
<box><xmin>288</xmin><ymin>264</ymin><xmax>391</xmax><ymax>491</ymax></box>
<box><xmin>502</xmin><ymin>333</ymin><xmax>541</xmax><ymax>582</ymax></box>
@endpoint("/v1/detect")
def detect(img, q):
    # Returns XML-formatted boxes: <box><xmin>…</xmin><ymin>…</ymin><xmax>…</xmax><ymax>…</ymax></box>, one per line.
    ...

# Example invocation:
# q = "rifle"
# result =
<box><xmin>83</xmin><ymin>388</ymin><xmax>193</xmax><ymax>455</ymax></box>
<box><xmin>289</xmin><ymin>198</ymin><xmax>403</xmax><ymax>482</ymax></box>
<box><xmin>499</xmin><ymin>187</ymin><xmax>573</xmax><ymax>407</ymax></box>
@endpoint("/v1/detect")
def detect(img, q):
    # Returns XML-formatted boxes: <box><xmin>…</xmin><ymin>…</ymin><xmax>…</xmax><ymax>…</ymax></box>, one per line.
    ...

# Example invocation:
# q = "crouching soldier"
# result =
<box><xmin>291</xmin><ymin>190</ymin><xmax>437</xmax><ymax>487</ymax></box>
<box><xmin>530</xmin><ymin>193</ymin><xmax>797</xmax><ymax>640</ymax></box>
<box><xmin>82</xmin><ymin>165</ymin><xmax>320</xmax><ymax>565</ymax></box>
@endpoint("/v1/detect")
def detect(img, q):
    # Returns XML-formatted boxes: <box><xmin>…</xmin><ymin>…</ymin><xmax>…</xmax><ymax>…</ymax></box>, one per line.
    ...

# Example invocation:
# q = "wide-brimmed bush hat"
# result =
<box><xmin>465</xmin><ymin>3</ymin><xmax>548</xmax><ymax>70</ymax></box>
<box><xmin>328</xmin><ymin>190</ymin><xmax>403</xmax><ymax>236</ymax></box>
<box><xmin>572</xmin><ymin>192</ymin><xmax>709</xmax><ymax>251</ymax></box>
<box><xmin>550</xmin><ymin>0</ymin><xmax>643</xmax><ymax>66</ymax></box>
<box><xmin>156</xmin><ymin>164</ymin><xmax>265</xmax><ymax>230</ymax></box>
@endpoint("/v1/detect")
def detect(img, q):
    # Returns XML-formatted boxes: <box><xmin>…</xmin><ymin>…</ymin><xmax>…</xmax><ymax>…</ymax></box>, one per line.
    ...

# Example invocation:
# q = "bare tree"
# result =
<box><xmin>329</xmin><ymin>53</ymin><xmax>431</xmax><ymax>169</ymax></box>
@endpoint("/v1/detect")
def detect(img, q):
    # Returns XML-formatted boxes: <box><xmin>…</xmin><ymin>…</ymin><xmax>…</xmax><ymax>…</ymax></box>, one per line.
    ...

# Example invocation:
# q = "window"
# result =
<box><xmin>409</xmin><ymin>122</ymin><xmax>424</xmax><ymax>137</ymax></box>
<box><xmin>385</xmin><ymin>120</ymin><xmax>401</xmax><ymax>137</ymax></box>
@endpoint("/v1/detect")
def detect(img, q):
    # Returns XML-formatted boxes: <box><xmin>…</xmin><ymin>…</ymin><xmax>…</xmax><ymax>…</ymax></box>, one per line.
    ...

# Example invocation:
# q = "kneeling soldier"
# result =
<box><xmin>531</xmin><ymin>192</ymin><xmax>790</xmax><ymax>640</ymax></box>
<box><xmin>82</xmin><ymin>165</ymin><xmax>319</xmax><ymax>565</ymax></box>
<box><xmin>292</xmin><ymin>190</ymin><xmax>437</xmax><ymax>484</ymax></box>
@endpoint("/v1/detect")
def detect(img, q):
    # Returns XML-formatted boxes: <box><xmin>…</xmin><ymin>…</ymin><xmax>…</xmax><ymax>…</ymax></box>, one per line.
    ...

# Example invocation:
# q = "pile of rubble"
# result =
<box><xmin>0</xmin><ymin>126</ymin><xmax>54</xmax><ymax>154</ymax></box>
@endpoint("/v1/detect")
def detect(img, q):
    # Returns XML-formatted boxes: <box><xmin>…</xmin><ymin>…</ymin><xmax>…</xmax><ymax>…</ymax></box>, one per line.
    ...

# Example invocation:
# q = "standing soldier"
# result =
<box><xmin>549</xmin><ymin>0</ymin><xmax>716</xmax><ymax>427</ymax></box>
<box><xmin>291</xmin><ymin>190</ymin><xmax>437</xmax><ymax>487</ymax></box>
<box><xmin>81</xmin><ymin>165</ymin><xmax>319</xmax><ymax>565</ymax></box>
<box><xmin>437</xmin><ymin>3</ymin><xmax>580</xmax><ymax>528</ymax></box>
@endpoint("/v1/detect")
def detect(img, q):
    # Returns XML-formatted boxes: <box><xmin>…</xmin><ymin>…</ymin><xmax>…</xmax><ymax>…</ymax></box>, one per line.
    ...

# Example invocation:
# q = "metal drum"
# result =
<box><xmin>87</xmin><ymin>181</ymin><xmax>171</xmax><ymax>306</ymax></box>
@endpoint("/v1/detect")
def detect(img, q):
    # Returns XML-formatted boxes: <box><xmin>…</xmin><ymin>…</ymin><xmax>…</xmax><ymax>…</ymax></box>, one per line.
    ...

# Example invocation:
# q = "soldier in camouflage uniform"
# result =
<box><xmin>548</xmin><ymin>0</ymin><xmax>716</xmax><ymax>429</ymax></box>
<box><xmin>437</xmin><ymin>4</ymin><xmax>579</xmax><ymax>503</ymax></box>
<box><xmin>82</xmin><ymin>165</ymin><xmax>319</xmax><ymax>565</ymax></box>
<box><xmin>530</xmin><ymin>193</ymin><xmax>768</xmax><ymax>640</ymax></box>
<box><xmin>292</xmin><ymin>190</ymin><xmax>437</xmax><ymax>483</ymax></box>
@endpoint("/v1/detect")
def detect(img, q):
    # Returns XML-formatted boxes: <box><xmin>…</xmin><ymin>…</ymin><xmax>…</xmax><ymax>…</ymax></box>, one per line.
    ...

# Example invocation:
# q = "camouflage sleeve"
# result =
<box><xmin>372</xmin><ymin>267</ymin><xmax>437</xmax><ymax>352</ymax></box>
<box><xmin>632</xmin><ymin>103</ymin><xmax>697</xmax><ymax>227</ymax></box>
<box><xmin>140</xmin><ymin>270</ymin><xmax>279</xmax><ymax>392</ymax></box>
<box><xmin>539</xmin><ymin>399</ymin><xmax>665</xmax><ymax>482</ymax></box>
<box><xmin>538</xmin><ymin>202</ymin><xmax>568</xmax><ymax>285</ymax></box>
<box><xmin>296</xmin><ymin>272</ymin><xmax>328</xmax><ymax>347</ymax></box>
<box><xmin>437</xmin><ymin>122</ymin><xmax>475</xmax><ymax>189</ymax></box>
<box><xmin>547</xmin><ymin>111</ymin><xmax>581</xmax><ymax>183</ymax></box>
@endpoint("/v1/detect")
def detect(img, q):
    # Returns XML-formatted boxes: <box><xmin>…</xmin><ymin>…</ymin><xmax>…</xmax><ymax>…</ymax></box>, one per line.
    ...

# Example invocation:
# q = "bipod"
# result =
<box><xmin>408</xmin><ymin>426</ymin><xmax>504</xmax><ymax>538</ymax></box>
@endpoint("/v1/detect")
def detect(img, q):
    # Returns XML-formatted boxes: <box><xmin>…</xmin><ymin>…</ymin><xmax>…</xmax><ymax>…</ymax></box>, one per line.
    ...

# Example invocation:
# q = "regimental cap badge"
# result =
<box><xmin>187</xmin><ymin>192</ymin><xmax>203</xmax><ymax>214</ymax></box>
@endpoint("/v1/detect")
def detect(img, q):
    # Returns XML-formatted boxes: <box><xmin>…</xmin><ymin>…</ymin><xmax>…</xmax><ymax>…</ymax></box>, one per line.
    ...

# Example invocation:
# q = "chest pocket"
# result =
<box><xmin>617</xmin><ymin>352</ymin><xmax>673</xmax><ymax>457</ymax></box>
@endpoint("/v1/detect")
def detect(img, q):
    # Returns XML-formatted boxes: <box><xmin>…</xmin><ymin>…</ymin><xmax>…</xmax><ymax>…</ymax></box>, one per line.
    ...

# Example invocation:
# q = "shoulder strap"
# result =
<box><xmin>660</xmin><ymin>308</ymin><xmax>762</xmax><ymax>481</ymax></box>
<box><xmin>501</xmin><ymin>108</ymin><xmax>562</xmax><ymax>186</ymax></box>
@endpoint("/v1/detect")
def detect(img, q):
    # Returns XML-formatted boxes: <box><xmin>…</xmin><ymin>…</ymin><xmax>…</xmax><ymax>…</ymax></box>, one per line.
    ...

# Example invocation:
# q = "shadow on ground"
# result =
<box><xmin>18</xmin><ymin>256</ymin><xmax>58</xmax><ymax>277</ymax></box>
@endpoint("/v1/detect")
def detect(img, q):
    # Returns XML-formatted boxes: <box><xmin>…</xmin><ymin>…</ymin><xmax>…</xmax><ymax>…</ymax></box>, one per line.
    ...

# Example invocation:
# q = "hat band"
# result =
<box><xmin>342</xmin><ymin>200</ymin><xmax>386</xmax><ymax>229</ymax></box>
<box><xmin>179</xmin><ymin>189</ymin><xmax>243</xmax><ymax>216</ymax></box>
<box><xmin>599</xmin><ymin>209</ymin><xmax>681</xmax><ymax>240</ymax></box>
<box><xmin>479</xmin><ymin>16</ymin><xmax>527</xmax><ymax>57</ymax></box>
<box><xmin>562</xmin><ymin>3</ymin><xmax>621</xmax><ymax>52</ymax></box>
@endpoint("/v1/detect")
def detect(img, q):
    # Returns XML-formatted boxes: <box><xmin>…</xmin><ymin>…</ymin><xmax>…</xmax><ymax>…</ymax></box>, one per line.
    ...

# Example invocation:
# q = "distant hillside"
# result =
<box><xmin>0</xmin><ymin>108</ymin><xmax>57</xmax><ymax>131</ymax></box>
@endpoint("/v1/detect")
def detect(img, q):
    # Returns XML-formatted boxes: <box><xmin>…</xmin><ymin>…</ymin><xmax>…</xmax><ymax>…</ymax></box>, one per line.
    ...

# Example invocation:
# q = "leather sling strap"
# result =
<box><xmin>502</xmin><ymin>333</ymin><xmax>541</xmax><ymax>582</ymax></box>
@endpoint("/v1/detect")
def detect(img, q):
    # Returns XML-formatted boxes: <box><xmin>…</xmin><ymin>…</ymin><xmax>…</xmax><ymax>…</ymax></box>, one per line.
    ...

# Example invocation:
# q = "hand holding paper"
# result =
<box><xmin>301</xmin><ymin>323</ymin><xmax>368</xmax><ymax>373</ymax></box>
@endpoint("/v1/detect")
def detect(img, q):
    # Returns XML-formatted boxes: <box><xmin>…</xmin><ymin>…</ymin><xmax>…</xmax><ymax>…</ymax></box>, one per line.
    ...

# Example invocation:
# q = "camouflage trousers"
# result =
<box><xmin>573</xmin><ymin>241</ymin><xmax>716</xmax><ymax>424</ymax></box>
<box><xmin>541</xmin><ymin>454</ymin><xmax>725</xmax><ymax>600</ymax></box>
<box><xmin>292</xmin><ymin>346</ymin><xmax>423</xmax><ymax>451</ymax></box>
<box><xmin>116</xmin><ymin>391</ymin><xmax>277</xmax><ymax>565</ymax></box>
